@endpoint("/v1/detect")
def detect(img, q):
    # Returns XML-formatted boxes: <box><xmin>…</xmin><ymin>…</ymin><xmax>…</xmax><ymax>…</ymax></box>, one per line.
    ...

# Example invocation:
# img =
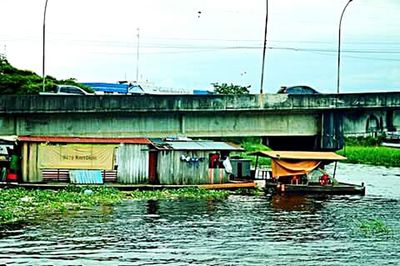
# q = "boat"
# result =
<box><xmin>249</xmin><ymin>151</ymin><xmax>365</xmax><ymax>195</ymax></box>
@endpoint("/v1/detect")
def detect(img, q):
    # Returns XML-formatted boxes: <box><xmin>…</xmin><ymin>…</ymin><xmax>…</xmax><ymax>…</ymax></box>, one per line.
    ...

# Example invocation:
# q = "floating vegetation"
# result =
<box><xmin>355</xmin><ymin>218</ymin><xmax>392</xmax><ymax>236</ymax></box>
<box><xmin>0</xmin><ymin>187</ymin><xmax>231</xmax><ymax>225</ymax></box>
<box><xmin>127</xmin><ymin>188</ymin><xmax>230</xmax><ymax>201</ymax></box>
<box><xmin>0</xmin><ymin>187</ymin><xmax>124</xmax><ymax>225</ymax></box>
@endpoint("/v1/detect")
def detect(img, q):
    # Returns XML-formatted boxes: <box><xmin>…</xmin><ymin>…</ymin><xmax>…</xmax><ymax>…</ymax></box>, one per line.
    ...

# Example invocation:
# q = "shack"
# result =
<box><xmin>18</xmin><ymin>136</ymin><xmax>152</xmax><ymax>184</ymax></box>
<box><xmin>151</xmin><ymin>139</ymin><xmax>243</xmax><ymax>185</ymax></box>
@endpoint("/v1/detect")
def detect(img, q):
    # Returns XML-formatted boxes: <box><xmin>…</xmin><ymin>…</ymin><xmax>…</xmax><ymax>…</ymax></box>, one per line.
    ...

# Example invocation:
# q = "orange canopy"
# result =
<box><xmin>271</xmin><ymin>159</ymin><xmax>320</xmax><ymax>177</ymax></box>
<box><xmin>249</xmin><ymin>150</ymin><xmax>346</xmax><ymax>178</ymax></box>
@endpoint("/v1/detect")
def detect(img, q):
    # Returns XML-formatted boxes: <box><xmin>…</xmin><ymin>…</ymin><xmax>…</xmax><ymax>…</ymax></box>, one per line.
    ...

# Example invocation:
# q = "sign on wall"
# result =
<box><xmin>38</xmin><ymin>144</ymin><xmax>116</xmax><ymax>170</ymax></box>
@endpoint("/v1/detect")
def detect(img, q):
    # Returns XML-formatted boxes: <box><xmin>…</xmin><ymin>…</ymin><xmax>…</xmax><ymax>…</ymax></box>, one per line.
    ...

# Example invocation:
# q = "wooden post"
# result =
<box><xmin>333</xmin><ymin>161</ymin><xmax>338</xmax><ymax>179</ymax></box>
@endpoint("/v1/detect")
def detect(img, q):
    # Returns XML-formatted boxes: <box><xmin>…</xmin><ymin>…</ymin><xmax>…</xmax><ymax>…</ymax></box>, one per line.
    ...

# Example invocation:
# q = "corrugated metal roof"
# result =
<box><xmin>249</xmin><ymin>151</ymin><xmax>346</xmax><ymax>161</ymax></box>
<box><xmin>18</xmin><ymin>136</ymin><xmax>151</xmax><ymax>144</ymax></box>
<box><xmin>154</xmin><ymin>140</ymin><xmax>243</xmax><ymax>151</ymax></box>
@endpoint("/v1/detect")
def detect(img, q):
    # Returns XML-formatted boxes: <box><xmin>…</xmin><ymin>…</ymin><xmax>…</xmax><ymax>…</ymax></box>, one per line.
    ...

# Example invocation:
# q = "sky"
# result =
<box><xmin>0</xmin><ymin>0</ymin><xmax>399</xmax><ymax>94</ymax></box>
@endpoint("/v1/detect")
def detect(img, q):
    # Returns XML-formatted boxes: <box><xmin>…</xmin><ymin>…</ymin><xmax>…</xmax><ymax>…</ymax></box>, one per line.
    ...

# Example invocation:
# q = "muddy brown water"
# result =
<box><xmin>0</xmin><ymin>163</ymin><xmax>399</xmax><ymax>265</ymax></box>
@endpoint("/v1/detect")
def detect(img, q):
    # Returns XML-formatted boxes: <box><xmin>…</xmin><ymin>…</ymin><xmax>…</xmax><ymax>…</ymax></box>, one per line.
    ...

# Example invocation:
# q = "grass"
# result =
<box><xmin>338</xmin><ymin>145</ymin><xmax>400</xmax><ymax>167</ymax></box>
<box><xmin>231</xmin><ymin>137</ymin><xmax>271</xmax><ymax>167</ymax></box>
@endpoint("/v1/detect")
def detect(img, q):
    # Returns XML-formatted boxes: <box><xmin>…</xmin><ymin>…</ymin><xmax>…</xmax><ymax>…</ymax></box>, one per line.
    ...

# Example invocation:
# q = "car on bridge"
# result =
<box><xmin>277</xmin><ymin>85</ymin><xmax>319</xmax><ymax>95</ymax></box>
<box><xmin>39</xmin><ymin>85</ymin><xmax>93</xmax><ymax>95</ymax></box>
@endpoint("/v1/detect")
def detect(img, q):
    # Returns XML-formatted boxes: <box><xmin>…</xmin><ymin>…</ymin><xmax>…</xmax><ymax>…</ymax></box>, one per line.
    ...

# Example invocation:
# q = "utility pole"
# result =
<box><xmin>136</xmin><ymin>28</ymin><xmax>140</xmax><ymax>83</ymax></box>
<box><xmin>260</xmin><ymin>0</ymin><xmax>269</xmax><ymax>94</ymax></box>
<box><xmin>337</xmin><ymin>0</ymin><xmax>353</xmax><ymax>94</ymax></box>
<box><xmin>42</xmin><ymin>0</ymin><xmax>49</xmax><ymax>92</ymax></box>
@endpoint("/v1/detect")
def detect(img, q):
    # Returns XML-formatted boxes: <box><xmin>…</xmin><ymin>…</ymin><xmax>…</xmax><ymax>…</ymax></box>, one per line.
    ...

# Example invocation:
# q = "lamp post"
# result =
<box><xmin>260</xmin><ymin>0</ymin><xmax>269</xmax><ymax>94</ymax></box>
<box><xmin>42</xmin><ymin>0</ymin><xmax>49</xmax><ymax>92</ymax></box>
<box><xmin>336</xmin><ymin>0</ymin><xmax>353</xmax><ymax>94</ymax></box>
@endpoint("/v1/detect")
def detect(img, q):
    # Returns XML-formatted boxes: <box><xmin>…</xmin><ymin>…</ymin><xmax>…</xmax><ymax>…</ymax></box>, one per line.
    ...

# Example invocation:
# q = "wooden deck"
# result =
<box><xmin>264</xmin><ymin>181</ymin><xmax>366</xmax><ymax>195</ymax></box>
<box><xmin>0</xmin><ymin>181</ymin><xmax>257</xmax><ymax>191</ymax></box>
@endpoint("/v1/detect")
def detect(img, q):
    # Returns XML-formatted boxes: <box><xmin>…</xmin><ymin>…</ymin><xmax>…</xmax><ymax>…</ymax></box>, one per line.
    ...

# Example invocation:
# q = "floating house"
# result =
<box><xmin>18</xmin><ymin>136</ymin><xmax>152</xmax><ymax>184</ymax></box>
<box><xmin>15</xmin><ymin>136</ymin><xmax>243</xmax><ymax>186</ymax></box>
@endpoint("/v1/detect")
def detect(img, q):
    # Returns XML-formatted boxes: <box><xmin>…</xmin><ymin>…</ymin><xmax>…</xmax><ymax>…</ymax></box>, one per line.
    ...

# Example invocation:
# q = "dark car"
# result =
<box><xmin>277</xmin><ymin>85</ymin><xmax>319</xmax><ymax>94</ymax></box>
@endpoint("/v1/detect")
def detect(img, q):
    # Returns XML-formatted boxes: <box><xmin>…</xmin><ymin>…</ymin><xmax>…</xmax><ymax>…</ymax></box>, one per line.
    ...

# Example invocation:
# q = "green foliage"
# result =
<box><xmin>0</xmin><ymin>187</ymin><xmax>124</xmax><ymax>224</ymax></box>
<box><xmin>344</xmin><ymin>136</ymin><xmax>385</xmax><ymax>146</ymax></box>
<box><xmin>230</xmin><ymin>137</ymin><xmax>271</xmax><ymax>166</ymax></box>
<box><xmin>0</xmin><ymin>55</ymin><xmax>92</xmax><ymax>95</ymax></box>
<box><xmin>212</xmin><ymin>82</ymin><xmax>250</xmax><ymax>95</ymax></box>
<box><xmin>338</xmin><ymin>146</ymin><xmax>400</xmax><ymax>167</ymax></box>
<box><xmin>356</xmin><ymin>218</ymin><xmax>392</xmax><ymax>235</ymax></box>
<box><xmin>127</xmin><ymin>188</ymin><xmax>230</xmax><ymax>201</ymax></box>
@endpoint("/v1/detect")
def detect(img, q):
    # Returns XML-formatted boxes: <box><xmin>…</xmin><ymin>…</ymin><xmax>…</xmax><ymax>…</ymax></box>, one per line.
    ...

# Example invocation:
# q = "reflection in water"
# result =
<box><xmin>269</xmin><ymin>194</ymin><xmax>323</xmax><ymax>212</ymax></box>
<box><xmin>146</xmin><ymin>200</ymin><xmax>159</xmax><ymax>215</ymax></box>
<box><xmin>0</xmin><ymin>163</ymin><xmax>399</xmax><ymax>265</ymax></box>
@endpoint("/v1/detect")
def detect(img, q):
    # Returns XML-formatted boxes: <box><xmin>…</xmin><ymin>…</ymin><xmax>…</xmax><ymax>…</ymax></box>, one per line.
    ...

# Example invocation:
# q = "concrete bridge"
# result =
<box><xmin>0</xmin><ymin>92</ymin><xmax>399</xmax><ymax>150</ymax></box>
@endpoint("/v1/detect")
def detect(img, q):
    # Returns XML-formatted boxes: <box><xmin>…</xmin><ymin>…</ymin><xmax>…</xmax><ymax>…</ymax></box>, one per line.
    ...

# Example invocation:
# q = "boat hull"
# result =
<box><xmin>264</xmin><ymin>181</ymin><xmax>365</xmax><ymax>195</ymax></box>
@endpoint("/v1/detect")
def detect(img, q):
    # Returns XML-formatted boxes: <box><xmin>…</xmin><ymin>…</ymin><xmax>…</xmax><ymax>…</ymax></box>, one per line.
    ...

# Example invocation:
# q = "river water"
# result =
<box><xmin>0</xmin><ymin>163</ymin><xmax>399</xmax><ymax>265</ymax></box>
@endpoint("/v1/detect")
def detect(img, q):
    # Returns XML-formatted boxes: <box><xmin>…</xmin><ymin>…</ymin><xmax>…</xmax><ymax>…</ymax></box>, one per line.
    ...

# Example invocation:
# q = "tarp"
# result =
<box><xmin>39</xmin><ymin>144</ymin><xmax>116</xmax><ymax>170</ymax></box>
<box><xmin>70</xmin><ymin>170</ymin><xmax>103</xmax><ymax>184</ymax></box>
<box><xmin>249</xmin><ymin>151</ymin><xmax>346</xmax><ymax>161</ymax></box>
<box><xmin>271</xmin><ymin>159</ymin><xmax>320</xmax><ymax>177</ymax></box>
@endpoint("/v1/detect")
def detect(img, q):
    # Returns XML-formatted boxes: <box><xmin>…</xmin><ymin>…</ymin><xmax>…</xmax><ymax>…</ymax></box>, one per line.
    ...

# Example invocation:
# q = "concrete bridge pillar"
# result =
<box><xmin>321</xmin><ymin>111</ymin><xmax>344</xmax><ymax>150</ymax></box>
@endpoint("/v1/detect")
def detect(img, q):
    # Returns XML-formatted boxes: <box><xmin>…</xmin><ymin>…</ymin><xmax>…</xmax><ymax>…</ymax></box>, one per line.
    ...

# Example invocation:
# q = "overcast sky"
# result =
<box><xmin>1</xmin><ymin>0</ymin><xmax>399</xmax><ymax>93</ymax></box>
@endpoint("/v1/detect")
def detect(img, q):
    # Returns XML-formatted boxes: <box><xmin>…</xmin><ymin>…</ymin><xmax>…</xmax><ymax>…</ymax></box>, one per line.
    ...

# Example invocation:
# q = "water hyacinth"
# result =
<box><xmin>356</xmin><ymin>218</ymin><xmax>392</xmax><ymax>236</ymax></box>
<box><xmin>0</xmin><ymin>187</ymin><xmax>124</xmax><ymax>225</ymax></box>
<box><xmin>0</xmin><ymin>187</ymin><xmax>230</xmax><ymax>225</ymax></box>
<box><xmin>127</xmin><ymin>188</ymin><xmax>230</xmax><ymax>201</ymax></box>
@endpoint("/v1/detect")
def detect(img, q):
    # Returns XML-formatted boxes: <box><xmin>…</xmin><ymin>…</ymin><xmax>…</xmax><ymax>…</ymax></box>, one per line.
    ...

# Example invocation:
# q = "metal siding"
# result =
<box><xmin>117</xmin><ymin>144</ymin><xmax>149</xmax><ymax>184</ymax></box>
<box><xmin>158</xmin><ymin>150</ymin><xmax>211</xmax><ymax>185</ymax></box>
<box><xmin>27</xmin><ymin>143</ymin><xmax>43</xmax><ymax>183</ymax></box>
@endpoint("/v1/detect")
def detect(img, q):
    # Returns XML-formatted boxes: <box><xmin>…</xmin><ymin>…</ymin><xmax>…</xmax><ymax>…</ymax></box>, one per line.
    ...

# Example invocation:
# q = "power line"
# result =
<box><xmin>88</xmin><ymin>45</ymin><xmax>400</xmax><ymax>62</ymax></box>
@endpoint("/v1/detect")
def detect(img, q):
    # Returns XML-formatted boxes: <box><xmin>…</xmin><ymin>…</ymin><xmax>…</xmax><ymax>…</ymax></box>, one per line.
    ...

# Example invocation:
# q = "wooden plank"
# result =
<box><xmin>199</xmin><ymin>182</ymin><xmax>256</xmax><ymax>189</ymax></box>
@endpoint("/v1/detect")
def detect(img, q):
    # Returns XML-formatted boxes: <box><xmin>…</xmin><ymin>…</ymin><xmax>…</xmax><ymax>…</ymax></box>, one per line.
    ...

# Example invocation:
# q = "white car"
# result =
<box><xmin>39</xmin><ymin>85</ymin><xmax>93</xmax><ymax>95</ymax></box>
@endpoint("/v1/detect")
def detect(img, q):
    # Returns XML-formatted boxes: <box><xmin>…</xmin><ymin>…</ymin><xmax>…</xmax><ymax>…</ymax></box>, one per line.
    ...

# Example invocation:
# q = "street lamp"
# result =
<box><xmin>336</xmin><ymin>0</ymin><xmax>353</xmax><ymax>94</ymax></box>
<box><xmin>42</xmin><ymin>0</ymin><xmax>49</xmax><ymax>92</ymax></box>
<box><xmin>260</xmin><ymin>0</ymin><xmax>269</xmax><ymax>94</ymax></box>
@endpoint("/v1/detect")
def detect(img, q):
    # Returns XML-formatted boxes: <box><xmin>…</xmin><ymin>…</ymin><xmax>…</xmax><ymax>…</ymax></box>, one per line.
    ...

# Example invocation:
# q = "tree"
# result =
<box><xmin>211</xmin><ymin>82</ymin><xmax>250</xmax><ymax>95</ymax></box>
<box><xmin>0</xmin><ymin>55</ymin><xmax>92</xmax><ymax>95</ymax></box>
